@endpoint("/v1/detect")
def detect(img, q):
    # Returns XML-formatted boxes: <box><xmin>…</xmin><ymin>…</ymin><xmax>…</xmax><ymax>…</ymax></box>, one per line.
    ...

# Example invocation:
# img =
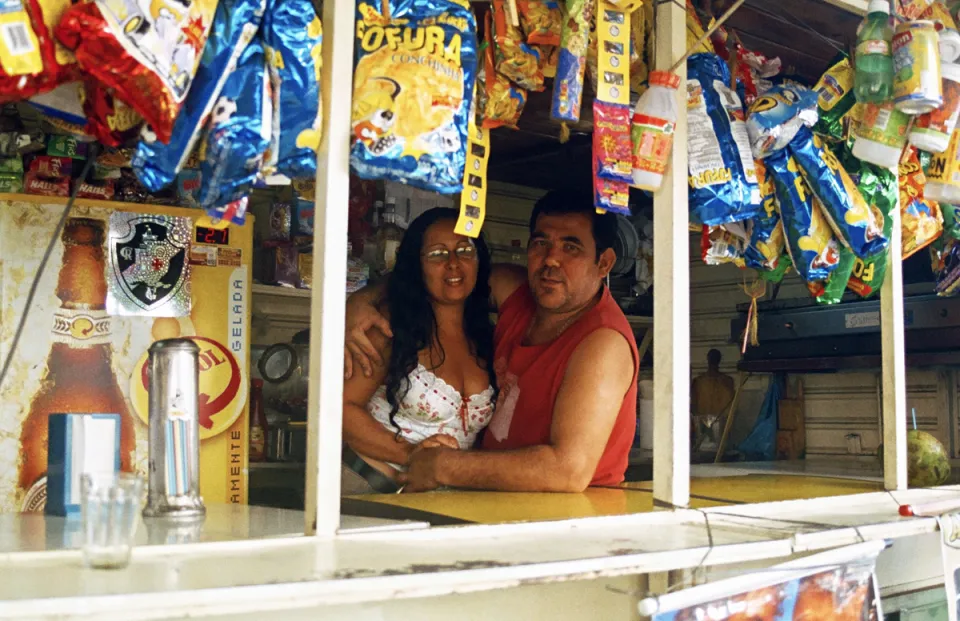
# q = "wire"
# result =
<box><xmin>0</xmin><ymin>147</ymin><xmax>99</xmax><ymax>392</ymax></box>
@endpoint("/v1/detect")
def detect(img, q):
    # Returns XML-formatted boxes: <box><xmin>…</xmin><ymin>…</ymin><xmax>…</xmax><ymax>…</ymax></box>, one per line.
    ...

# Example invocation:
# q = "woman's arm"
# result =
<box><xmin>341</xmin><ymin>329</ymin><xmax>413</xmax><ymax>465</ymax></box>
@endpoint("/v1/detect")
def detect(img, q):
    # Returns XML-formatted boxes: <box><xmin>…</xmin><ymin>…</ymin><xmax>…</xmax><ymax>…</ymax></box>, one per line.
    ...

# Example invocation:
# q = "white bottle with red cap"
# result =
<box><xmin>631</xmin><ymin>70</ymin><xmax>681</xmax><ymax>192</ymax></box>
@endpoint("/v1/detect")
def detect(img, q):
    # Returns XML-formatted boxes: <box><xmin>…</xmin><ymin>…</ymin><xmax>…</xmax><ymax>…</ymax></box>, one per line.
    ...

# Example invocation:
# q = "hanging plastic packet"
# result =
<box><xmin>0</xmin><ymin>0</ymin><xmax>79</xmax><ymax>103</ymax></box>
<box><xmin>701</xmin><ymin>223</ymin><xmax>747</xmax><ymax>267</ymax></box>
<box><xmin>551</xmin><ymin>0</ymin><xmax>593</xmax><ymax>122</ymax></box>
<box><xmin>813</xmin><ymin>56</ymin><xmax>856</xmax><ymax>142</ymax></box>
<box><xmin>788</xmin><ymin>127</ymin><xmax>888</xmax><ymax>259</ymax></box>
<box><xmin>492</xmin><ymin>0</ymin><xmax>544</xmax><ymax>92</ymax></box>
<box><xmin>28</xmin><ymin>83</ymin><xmax>88</xmax><ymax>137</ymax></box>
<box><xmin>687</xmin><ymin>53</ymin><xmax>761</xmax><ymax>226</ymax></box>
<box><xmin>593</xmin><ymin>101</ymin><xmax>631</xmax><ymax>182</ymax></box>
<box><xmin>900</xmin><ymin>148</ymin><xmax>944</xmax><ymax>259</ymax></box>
<box><xmin>131</xmin><ymin>0</ymin><xmax>267</xmax><ymax>192</ymax></box>
<box><xmin>943</xmin><ymin>203</ymin><xmax>960</xmax><ymax>238</ymax></box>
<box><xmin>517</xmin><ymin>0</ymin><xmax>562</xmax><ymax>46</ymax></box>
<box><xmin>836</xmin><ymin>148</ymin><xmax>897</xmax><ymax>299</ymax></box>
<box><xmin>209</xmin><ymin>196</ymin><xmax>250</xmax><ymax>226</ymax></box>
<box><xmin>56</xmin><ymin>0</ymin><xmax>217</xmax><ymax>145</ymax></box>
<box><xmin>83</xmin><ymin>80</ymin><xmax>143</xmax><ymax>147</ymax></box>
<box><xmin>766</xmin><ymin>150</ymin><xmax>840</xmax><ymax>294</ymax></box>
<box><xmin>350</xmin><ymin>0</ymin><xmax>478</xmax><ymax>194</ymax></box>
<box><xmin>936</xmin><ymin>239</ymin><xmax>960</xmax><ymax>296</ymax></box>
<box><xmin>744</xmin><ymin>159</ymin><xmax>785</xmax><ymax>271</ymax></box>
<box><xmin>262</xmin><ymin>0</ymin><xmax>323</xmax><ymax>180</ymax></box>
<box><xmin>199</xmin><ymin>40</ymin><xmax>271</xmax><ymax>213</ymax></box>
<box><xmin>480</xmin><ymin>32</ymin><xmax>527</xmax><ymax>129</ymax></box>
<box><xmin>538</xmin><ymin>44</ymin><xmax>559</xmax><ymax>78</ymax></box>
<box><xmin>745</xmin><ymin>83</ymin><xmax>819</xmax><ymax>160</ymax></box>
<box><xmin>816</xmin><ymin>246</ymin><xmax>856</xmax><ymax>304</ymax></box>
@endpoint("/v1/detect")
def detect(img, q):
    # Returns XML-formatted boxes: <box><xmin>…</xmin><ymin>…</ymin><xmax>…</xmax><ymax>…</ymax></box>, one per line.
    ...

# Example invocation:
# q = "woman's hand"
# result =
<box><xmin>417</xmin><ymin>434</ymin><xmax>460</xmax><ymax>450</ymax></box>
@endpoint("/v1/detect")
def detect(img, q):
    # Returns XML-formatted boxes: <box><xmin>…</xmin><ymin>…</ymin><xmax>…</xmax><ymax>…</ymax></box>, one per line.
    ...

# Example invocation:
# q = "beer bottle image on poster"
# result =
<box><xmin>18</xmin><ymin>218</ymin><xmax>135</xmax><ymax>512</ymax></box>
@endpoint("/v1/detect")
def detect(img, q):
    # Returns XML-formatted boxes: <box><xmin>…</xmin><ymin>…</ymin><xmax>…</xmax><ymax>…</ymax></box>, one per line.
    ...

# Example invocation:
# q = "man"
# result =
<box><xmin>690</xmin><ymin>349</ymin><xmax>735</xmax><ymax>451</ymax></box>
<box><xmin>344</xmin><ymin>190</ymin><xmax>639</xmax><ymax>492</ymax></box>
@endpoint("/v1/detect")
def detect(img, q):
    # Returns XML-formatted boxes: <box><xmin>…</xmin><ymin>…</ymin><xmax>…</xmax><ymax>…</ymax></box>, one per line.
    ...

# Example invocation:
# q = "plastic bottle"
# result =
<box><xmin>376</xmin><ymin>198</ymin><xmax>404</xmax><ymax>274</ymax></box>
<box><xmin>631</xmin><ymin>70</ymin><xmax>681</xmax><ymax>191</ymax></box>
<box><xmin>854</xmin><ymin>0</ymin><xmax>894</xmax><ymax>104</ymax></box>
<box><xmin>852</xmin><ymin>102</ymin><xmax>911</xmax><ymax>168</ymax></box>
<box><xmin>249</xmin><ymin>379</ymin><xmax>267</xmax><ymax>463</ymax></box>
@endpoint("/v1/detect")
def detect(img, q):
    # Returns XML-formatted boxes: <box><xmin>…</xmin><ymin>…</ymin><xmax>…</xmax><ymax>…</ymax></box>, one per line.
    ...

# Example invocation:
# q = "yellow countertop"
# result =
<box><xmin>356</xmin><ymin>475</ymin><xmax>884</xmax><ymax>524</ymax></box>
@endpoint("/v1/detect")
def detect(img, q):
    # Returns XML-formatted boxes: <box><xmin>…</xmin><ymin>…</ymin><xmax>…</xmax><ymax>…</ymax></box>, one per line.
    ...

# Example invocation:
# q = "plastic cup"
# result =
<box><xmin>80</xmin><ymin>472</ymin><xmax>143</xmax><ymax>569</ymax></box>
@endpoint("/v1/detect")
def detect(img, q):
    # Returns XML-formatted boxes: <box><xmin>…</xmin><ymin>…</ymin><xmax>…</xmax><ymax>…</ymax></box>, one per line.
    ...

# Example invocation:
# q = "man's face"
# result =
<box><xmin>526</xmin><ymin>212</ymin><xmax>615</xmax><ymax>313</ymax></box>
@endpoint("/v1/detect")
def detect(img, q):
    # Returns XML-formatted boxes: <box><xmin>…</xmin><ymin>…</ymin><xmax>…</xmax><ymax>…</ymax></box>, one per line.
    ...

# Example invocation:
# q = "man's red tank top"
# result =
<box><xmin>481</xmin><ymin>283</ymin><xmax>639</xmax><ymax>486</ymax></box>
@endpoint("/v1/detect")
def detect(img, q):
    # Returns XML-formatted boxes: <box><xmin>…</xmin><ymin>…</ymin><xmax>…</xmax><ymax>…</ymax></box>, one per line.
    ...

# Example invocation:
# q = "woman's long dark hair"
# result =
<box><xmin>383</xmin><ymin>208</ymin><xmax>496</xmax><ymax>430</ymax></box>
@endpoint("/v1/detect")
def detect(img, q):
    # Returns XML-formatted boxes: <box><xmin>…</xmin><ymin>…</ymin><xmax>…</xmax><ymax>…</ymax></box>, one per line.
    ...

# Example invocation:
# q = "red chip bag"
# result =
<box><xmin>56</xmin><ymin>0</ymin><xmax>215</xmax><ymax>144</ymax></box>
<box><xmin>0</xmin><ymin>0</ymin><xmax>79</xmax><ymax>102</ymax></box>
<box><xmin>82</xmin><ymin>80</ymin><xmax>143</xmax><ymax>147</ymax></box>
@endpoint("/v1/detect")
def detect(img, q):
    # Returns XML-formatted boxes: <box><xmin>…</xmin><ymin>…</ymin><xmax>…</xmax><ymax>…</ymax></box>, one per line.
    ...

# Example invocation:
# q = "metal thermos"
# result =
<box><xmin>143</xmin><ymin>338</ymin><xmax>205</xmax><ymax>518</ymax></box>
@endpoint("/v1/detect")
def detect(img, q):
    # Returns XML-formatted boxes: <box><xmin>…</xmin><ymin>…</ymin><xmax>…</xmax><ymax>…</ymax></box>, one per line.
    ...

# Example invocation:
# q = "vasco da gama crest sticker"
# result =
<box><xmin>107</xmin><ymin>212</ymin><xmax>192</xmax><ymax>317</ymax></box>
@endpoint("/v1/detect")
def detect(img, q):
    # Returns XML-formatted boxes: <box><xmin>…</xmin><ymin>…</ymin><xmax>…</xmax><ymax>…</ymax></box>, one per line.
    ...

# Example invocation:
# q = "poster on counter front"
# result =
<box><xmin>640</xmin><ymin>541</ymin><xmax>884</xmax><ymax>621</ymax></box>
<box><xmin>939</xmin><ymin>513</ymin><xmax>960</xmax><ymax>621</ymax></box>
<box><xmin>0</xmin><ymin>198</ymin><xmax>251</xmax><ymax>513</ymax></box>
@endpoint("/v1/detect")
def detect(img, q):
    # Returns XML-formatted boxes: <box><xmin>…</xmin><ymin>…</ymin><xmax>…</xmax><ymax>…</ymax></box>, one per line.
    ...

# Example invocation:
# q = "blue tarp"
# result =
<box><xmin>737</xmin><ymin>374</ymin><xmax>785</xmax><ymax>461</ymax></box>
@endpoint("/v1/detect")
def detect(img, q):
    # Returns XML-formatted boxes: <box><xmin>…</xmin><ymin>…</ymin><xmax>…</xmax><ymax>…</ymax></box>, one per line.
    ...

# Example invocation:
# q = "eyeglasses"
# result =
<box><xmin>422</xmin><ymin>245</ymin><xmax>478</xmax><ymax>263</ymax></box>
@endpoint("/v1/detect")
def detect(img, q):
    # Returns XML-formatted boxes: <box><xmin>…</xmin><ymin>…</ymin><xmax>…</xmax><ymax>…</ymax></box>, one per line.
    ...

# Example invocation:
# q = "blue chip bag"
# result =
<box><xmin>788</xmin><ymin>127</ymin><xmax>888</xmax><ymax>259</ymax></box>
<box><xmin>350</xmin><ymin>0</ymin><xmax>478</xmax><ymax>194</ymax></box>
<box><xmin>132</xmin><ymin>0</ymin><xmax>267</xmax><ymax>192</ymax></box>
<box><xmin>766</xmin><ymin>150</ymin><xmax>841</xmax><ymax>291</ymax></box>
<box><xmin>262</xmin><ymin>0</ymin><xmax>322</xmax><ymax>180</ymax></box>
<box><xmin>745</xmin><ymin>84</ymin><xmax>819</xmax><ymax>160</ymax></box>
<box><xmin>177</xmin><ymin>170</ymin><xmax>202</xmax><ymax>209</ymax></box>
<box><xmin>687</xmin><ymin>53</ymin><xmax>761</xmax><ymax>226</ymax></box>
<box><xmin>744</xmin><ymin>159</ymin><xmax>785</xmax><ymax>271</ymax></box>
<box><xmin>198</xmin><ymin>39</ymin><xmax>272</xmax><ymax>213</ymax></box>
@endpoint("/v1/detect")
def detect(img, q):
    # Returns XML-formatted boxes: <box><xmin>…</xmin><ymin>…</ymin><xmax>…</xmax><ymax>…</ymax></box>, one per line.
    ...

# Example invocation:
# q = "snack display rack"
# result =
<box><xmin>0</xmin><ymin>0</ymin><xmax>957</xmax><ymax>619</ymax></box>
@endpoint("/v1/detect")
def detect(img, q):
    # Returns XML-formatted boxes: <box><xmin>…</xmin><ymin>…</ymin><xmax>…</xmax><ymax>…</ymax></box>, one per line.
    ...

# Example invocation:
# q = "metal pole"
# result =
<box><xmin>304</xmin><ymin>0</ymin><xmax>356</xmax><ymax>536</ymax></box>
<box><xmin>652</xmin><ymin>0</ymin><xmax>691</xmax><ymax>508</ymax></box>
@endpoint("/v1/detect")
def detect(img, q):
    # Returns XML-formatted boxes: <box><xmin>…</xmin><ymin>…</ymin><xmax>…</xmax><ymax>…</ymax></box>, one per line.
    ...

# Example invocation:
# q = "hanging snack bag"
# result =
<box><xmin>262</xmin><ymin>0</ymin><xmax>323</xmax><ymax>179</ymax></box>
<box><xmin>813</xmin><ymin>56</ymin><xmax>856</xmax><ymax>142</ymax></box>
<box><xmin>687</xmin><ymin>53</ymin><xmax>761</xmax><ymax>226</ymax></box>
<box><xmin>701</xmin><ymin>223</ymin><xmax>747</xmax><ymax>267</ymax></box>
<box><xmin>199</xmin><ymin>40</ymin><xmax>272</xmax><ymax>212</ymax></box>
<box><xmin>480</xmin><ymin>29</ymin><xmax>528</xmax><ymax>129</ymax></box>
<box><xmin>788</xmin><ymin>127</ymin><xmax>888</xmax><ymax>259</ymax></box>
<box><xmin>538</xmin><ymin>44</ymin><xmax>559</xmax><ymax>78</ymax></box>
<box><xmin>517</xmin><ymin>0</ymin><xmax>562</xmax><ymax>46</ymax></box>
<box><xmin>132</xmin><ymin>0</ymin><xmax>267</xmax><ymax>192</ymax></box>
<box><xmin>83</xmin><ymin>80</ymin><xmax>143</xmax><ymax>147</ymax></box>
<box><xmin>766</xmin><ymin>150</ymin><xmax>841</xmax><ymax>293</ymax></box>
<box><xmin>351</xmin><ymin>0</ymin><xmax>478</xmax><ymax>194</ymax></box>
<box><xmin>0</xmin><ymin>0</ymin><xmax>79</xmax><ymax>102</ymax></box>
<box><xmin>900</xmin><ymin>148</ymin><xmax>944</xmax><ymax>259</ymax></box>
<box><xmin>593</xmin><ymin>100</ymin><xmax>632</xmax><ymax>183</ymax></box>
<box><xmin>492</xmin><ymin>0</ymin><xmax>544</xmax><ymax>92</ymax></box>
<box><xmin>56</xmin><ymin>0</ymin><xmax>218</xmax><ymax>144</ymax></box>
<box><xmin>745</xmin><ymin>83</ymin><xmax>819</xmax><ymax>160</ymax></box>
<box><xmin>817</xmin><ymin>246</ymin><xmax>856</xmax><ymax>304</ymax></box>
<box><xmin>551</xmin><ymin>0</ymin><xmax>593</xmax><ymax>122</ymax></box>
<box><xmin>837</xmin><ymin>150</ymin><xmax>897</xmax><ymax>299</ymax></box>
<box><xmin>744</xmin><ymin>159</ymin><xmax>785</xmax><ymax>271</ymax></box>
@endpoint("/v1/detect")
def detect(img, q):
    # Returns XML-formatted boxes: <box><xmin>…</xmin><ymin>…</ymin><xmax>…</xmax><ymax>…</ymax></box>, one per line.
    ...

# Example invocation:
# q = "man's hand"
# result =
<box><xmin>400</xmin><ymin>445</ymin><xmax>451</xmax><ymax>492</ymax></box>
<box><xmin>343</xmin><ymin>304</ymin><xmax>392</xmax><ymax>379</ymax></box>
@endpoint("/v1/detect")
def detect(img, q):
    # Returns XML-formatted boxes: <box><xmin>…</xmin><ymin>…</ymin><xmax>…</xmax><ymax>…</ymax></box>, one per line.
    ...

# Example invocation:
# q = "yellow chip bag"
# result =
<box><xmin>350</xmin><ymin>0</ymin><xmax>479</xmax><ymax>194</ymax></box>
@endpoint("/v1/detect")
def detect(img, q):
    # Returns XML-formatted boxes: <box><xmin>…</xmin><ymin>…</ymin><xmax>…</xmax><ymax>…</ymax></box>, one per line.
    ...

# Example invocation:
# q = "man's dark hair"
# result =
<box><xmin>529</xmin><ymin>189</ymin><xmax>618</xmax><ymax>261</ymax></box>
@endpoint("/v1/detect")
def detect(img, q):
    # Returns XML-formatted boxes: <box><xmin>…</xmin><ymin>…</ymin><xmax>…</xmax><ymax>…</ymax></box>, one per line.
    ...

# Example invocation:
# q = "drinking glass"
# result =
<box><xmin>80</xmin><ymin>472</ymin><xmax>143</xmax><ymax>569</ymax></box>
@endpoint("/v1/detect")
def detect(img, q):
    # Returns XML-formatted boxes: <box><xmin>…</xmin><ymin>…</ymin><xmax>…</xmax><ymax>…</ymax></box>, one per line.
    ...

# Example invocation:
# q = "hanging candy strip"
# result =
<box><xmin>456</xmin><ymin>101</ymin><xmax>490</xmax><ymax>239</ymax></box>
<box><xmin>591</xmin><ymin>1</ymin><xmax>633</xmax><ymax>216</ymax></box>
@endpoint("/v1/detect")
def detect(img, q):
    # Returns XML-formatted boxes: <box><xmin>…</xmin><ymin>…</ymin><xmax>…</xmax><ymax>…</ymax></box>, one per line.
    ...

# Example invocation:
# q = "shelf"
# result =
<box><xmin>252</xmin><ymin>283</ymin><xmax>313</xmax><ymax>299</ymax></box>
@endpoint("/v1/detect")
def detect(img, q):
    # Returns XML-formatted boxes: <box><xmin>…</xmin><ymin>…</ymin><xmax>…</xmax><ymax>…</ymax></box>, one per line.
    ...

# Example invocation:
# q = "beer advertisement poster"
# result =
<box><xmin>641</xmin><ymin>541</ymin><xmax>884</xmax><ymax>621</ymax></box>
<box><xmin>939</xmin><ymin>513</ymin><xmax>960</xmax><ymax>621</ymax></box>
<box><xmin>0</xmin><ymin>197</ymin><xmax>251</xmax><ymax>512</ymax></box>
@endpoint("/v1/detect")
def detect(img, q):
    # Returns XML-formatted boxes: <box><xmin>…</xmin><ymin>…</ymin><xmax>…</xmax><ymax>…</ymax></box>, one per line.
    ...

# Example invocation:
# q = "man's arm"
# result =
<box><xmin>344</xmin><ymin>281</ymin><xmax>390</xmax><ymax>378</ymax></box>
<box><xmin>489</xmin><ymin>263</ymin><xmax>526</xmax><ymax>311</ymax></box>
<box><xmin>404</xmin><ymin>328</ymin><xmax>635</xmax><ymax>493</ymax></box>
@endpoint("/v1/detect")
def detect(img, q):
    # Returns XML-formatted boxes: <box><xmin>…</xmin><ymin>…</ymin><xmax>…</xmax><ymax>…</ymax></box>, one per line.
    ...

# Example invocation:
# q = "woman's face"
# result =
<box><xmin>420</xmin><ymin>219</ymin><xmax>479</xmax><ymax>306</ymax></box>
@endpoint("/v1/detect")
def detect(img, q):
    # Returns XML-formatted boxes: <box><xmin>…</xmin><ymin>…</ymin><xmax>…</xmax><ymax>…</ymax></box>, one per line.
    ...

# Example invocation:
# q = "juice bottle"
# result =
<box><xmin>854</xmin><ymin>0</ymin><xmax>894</xmax><ymax>103</ymax></box>
<box><xmin>630</xmin><ymin>70</ymin><xmax>680</xmax><ymax>192</ymax></box>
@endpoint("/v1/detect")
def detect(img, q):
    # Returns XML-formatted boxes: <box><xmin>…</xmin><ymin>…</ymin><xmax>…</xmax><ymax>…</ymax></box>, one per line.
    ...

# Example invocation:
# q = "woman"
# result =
<box><xmin>341</xmin><ymin>207</ymin><xmax>496</xmax><ymax>494</ymax></box>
